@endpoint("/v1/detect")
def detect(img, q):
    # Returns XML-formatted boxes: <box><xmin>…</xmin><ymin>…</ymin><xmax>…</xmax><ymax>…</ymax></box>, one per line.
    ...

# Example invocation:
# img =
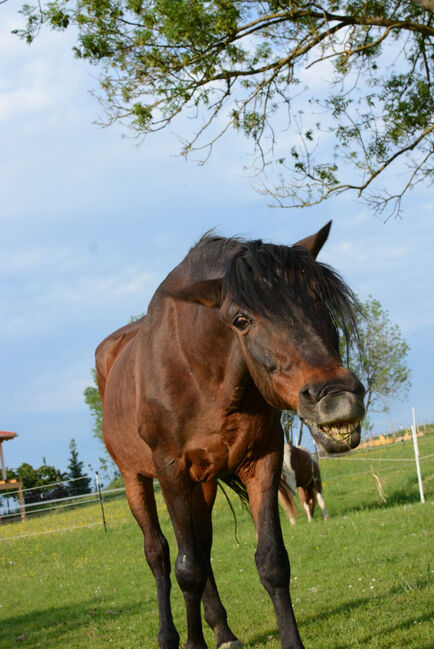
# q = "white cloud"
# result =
<box><xmin>0</xmin><ymin>265</ymin><xmax>155</xmax><ymax>339</ymax></box>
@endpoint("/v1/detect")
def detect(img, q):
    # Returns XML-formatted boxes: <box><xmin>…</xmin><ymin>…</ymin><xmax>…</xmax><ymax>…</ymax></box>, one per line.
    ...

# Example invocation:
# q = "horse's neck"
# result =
<box><xmin>149</xmin><ymin>239</ymin><xmax>267</xmax><ymax>411</ymax></box>
<box><xmin>148</xmin><ymin>283</ymin><xmax>252</xmax><ymax>409</ymax></box>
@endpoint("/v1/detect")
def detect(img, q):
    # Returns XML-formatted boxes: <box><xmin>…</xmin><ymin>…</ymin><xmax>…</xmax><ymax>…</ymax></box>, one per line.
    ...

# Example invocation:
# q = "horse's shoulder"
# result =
<box><xmin>95</xmin><ymin>317</ymin><xmax>146</xmax><ymax>397</ymax></box>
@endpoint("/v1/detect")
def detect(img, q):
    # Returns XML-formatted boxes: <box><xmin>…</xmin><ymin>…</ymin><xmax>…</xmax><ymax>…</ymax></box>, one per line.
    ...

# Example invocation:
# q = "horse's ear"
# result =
<box><xmin>166</xmin><ymin>278</ymin><xmax>223</xmax><ymax>308</ymax></box>
<box><xmin>293</xmin><ymin>221</ymin><xmax>332</xmax><ymax>259</ymax></box>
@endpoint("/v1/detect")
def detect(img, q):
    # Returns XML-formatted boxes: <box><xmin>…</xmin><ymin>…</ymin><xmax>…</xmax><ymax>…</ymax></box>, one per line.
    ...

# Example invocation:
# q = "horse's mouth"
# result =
<box><xmin>303</xmin><ymin>418</ymin><xmax>362</xmax><ymax>453</ymax></box>
<box><xmin>316</xmin><ymin>419</ymin><xmax>360</xmax><ymax>440</ymax></box>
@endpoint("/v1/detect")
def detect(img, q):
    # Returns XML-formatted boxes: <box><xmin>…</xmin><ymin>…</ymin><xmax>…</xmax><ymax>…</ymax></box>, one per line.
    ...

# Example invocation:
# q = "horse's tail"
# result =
<box><xmin>218</xmin><ymin>474</ymin><xmax>249</xmax><ymax>507</ymax></box>
<box><xmin>217</xmin><ymin>475</ymin><xmax>249</xmax><ymax>544</ymax></box>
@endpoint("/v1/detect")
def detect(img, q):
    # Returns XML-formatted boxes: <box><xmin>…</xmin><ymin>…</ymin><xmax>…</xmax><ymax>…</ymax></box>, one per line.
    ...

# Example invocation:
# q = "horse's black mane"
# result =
<box><xmin>190</xmin><ymin>233</ymin><xmax>360</xmax><ymax>347</ymax></box>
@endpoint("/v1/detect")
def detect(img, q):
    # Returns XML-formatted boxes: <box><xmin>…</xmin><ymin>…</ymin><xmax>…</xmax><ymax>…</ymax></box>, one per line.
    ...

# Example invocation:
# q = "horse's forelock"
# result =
<box><xmin>187</xmin><ymin>234</ymin><xmax>360</xmax><ymax>352</ymax></box>
<box><xmin>222</xmin><ymin>241</ymin><xmax>360</xmax><ymax>351</ymax></box>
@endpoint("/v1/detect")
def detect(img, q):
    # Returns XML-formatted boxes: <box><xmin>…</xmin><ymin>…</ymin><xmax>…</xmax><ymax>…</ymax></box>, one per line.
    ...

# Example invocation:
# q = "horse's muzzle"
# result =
<box><xmin>298</xmin><ymin>385</ymin><xmax>365</xmax><ymax>453</ymax></box>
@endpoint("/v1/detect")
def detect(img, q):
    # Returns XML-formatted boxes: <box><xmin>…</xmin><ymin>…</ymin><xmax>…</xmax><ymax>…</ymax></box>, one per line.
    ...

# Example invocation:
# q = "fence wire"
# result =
<box><xmin>1</xmin><ymin>440</ymin><xmax>432</xmax><ymax>541</ymax></box>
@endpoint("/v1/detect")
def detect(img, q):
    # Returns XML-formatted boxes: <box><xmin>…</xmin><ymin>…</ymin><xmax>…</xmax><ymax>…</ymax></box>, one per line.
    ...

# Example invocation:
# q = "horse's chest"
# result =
<box><xmin>185</xmin><ymin>411</ymin><xmax>268</xmax><ymax>482</ymax></box>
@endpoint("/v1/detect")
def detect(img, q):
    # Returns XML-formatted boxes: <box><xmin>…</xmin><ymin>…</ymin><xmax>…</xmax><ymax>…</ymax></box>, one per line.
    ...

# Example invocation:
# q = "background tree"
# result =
<box><xmin>340</xmin><ymin>295</ymin><xmax>411</xmax><ymax>433</ymax></box>
<box><xmin>13</xmin><ymin>0</ymin><xmax>433</xmax><ymax>218</ymax></box>
<box><xmin>84</xmin><ymin>368</ymin><xmax>103</xmax><ymax>445</ymax></box>
<box><xmin>83</xmin><ymin>370</ymin><xmax>114</xmax><ymax>477</ymax></box>
<box><xmin>67</xmin><ymin>439</ymin><xmax>92</xmax><ymax>495</ymax></box>
<box><xmin>5</xmin><ymin>461</ymin><xmax>67</xmax><ymax>503</ymax></box>
<box><xmin>280</xmin><ymin>410</ymin><xmax>296</xmax><ymax>444</ymax></box>
<box><xmin>280</xmin><ymin>409</ymin><xmax>305</xmax><ymax>445</ymax></box>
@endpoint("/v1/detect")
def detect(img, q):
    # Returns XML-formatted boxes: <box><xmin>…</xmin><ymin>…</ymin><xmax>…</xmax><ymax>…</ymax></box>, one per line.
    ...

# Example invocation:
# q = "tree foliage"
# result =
<box><xmin>280</xmin><ymin>409</ymin><xmax>305</xmax><ymax>444</ymax></box>
<box><xmin>84</xmin><ymin>368</ymin><xmax>103</xmax><ymax>444</ymax></box>
<box><xmin>340</xmin><ymin>295</ymin><xmax>411</xmax><ymax>423</ymax></box>
<box><xmin>280</xmin><ymin>409</ymin><xmax>296</xmax><ymax>443</ymax></box>
<box><xmin>84</xmin><ymin>370</ymin><xmax>114</xmax><ymax>475</ymax></box>
<box><xmin>5</xmin><ymin>461</ymin><xmax>67</xmax><ymax>503</ymax></box>
<box><xmin>67</xmin><ymin>438</ymin><xmax>92</xmax><ymax>495</ymax></box>
<box><xmin>7</xmin><ymin>462</ymin><xmax>65</xmax><ymax>490</ymax></box>
<box><xmin>13</xmin><ymin>0</ymin><xmax>433</xmax><ymax>218</ymax></box>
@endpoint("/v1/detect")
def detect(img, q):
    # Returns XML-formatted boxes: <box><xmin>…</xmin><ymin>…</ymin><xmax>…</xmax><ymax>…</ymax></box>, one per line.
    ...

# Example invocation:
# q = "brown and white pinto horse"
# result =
<box><xmin>279</xmin><ymin>443</ymin><xmax>329</xmax><ymax>525</ymax></box>
<box><xmin>96</xmin><ymin>223</ymin><xmax>364</xmax><ymax>649</ymax></box>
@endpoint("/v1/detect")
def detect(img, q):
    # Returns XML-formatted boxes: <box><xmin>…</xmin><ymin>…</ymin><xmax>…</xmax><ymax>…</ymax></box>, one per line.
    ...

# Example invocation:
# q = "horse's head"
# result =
<box><xmin>170</xmin><ymin>223</ymin><xmax>365</xmax><ymax>453</ymax></box>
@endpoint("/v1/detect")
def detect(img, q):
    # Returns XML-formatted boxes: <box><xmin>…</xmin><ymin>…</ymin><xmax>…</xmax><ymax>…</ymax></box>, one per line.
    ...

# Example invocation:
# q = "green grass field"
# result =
<box><xmin>0</xmin><ymin>434</ymin><xmax>432</xmax><ymax>649</ymax></box>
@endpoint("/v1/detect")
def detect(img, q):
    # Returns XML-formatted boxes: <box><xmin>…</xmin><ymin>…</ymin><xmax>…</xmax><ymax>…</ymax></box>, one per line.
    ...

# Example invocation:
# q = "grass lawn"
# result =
<box><xmin>0</xmin><ymin>434</ymin><xmax>432</xmax><ymax>649</ymax></box>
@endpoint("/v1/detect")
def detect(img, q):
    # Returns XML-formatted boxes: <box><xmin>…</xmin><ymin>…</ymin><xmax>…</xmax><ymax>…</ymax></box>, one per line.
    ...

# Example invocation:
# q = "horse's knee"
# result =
<box><xmin>175</xmin><ymin>549</ymin><xmax>207</xmax><ymax>595</ymax></box>
<box><xmin>255</xmin><ymin>542</ymin><xmax>290</xmax><ymax>591</ymax></box>
<box><xmin>144</xmin><ymin>532</ymin><xmax>170</xmax><ymax>577</ymax></box>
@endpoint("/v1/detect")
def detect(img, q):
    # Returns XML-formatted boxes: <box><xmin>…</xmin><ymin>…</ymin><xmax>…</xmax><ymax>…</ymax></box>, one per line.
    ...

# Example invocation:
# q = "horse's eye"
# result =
<box><xmin>232</xmin><ymin>314</ymin><xmax>251</xmax><ymax>331</ymax></box>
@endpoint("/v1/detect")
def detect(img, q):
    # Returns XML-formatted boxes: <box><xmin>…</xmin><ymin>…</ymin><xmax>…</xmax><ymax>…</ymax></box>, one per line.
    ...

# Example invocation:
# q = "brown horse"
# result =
<box><xmin>279</xmin><ymin>443</ymin><xmax>329</xmax><ymax>525</ymax></box>
<box><xmin>96</xmin><ymin>222</ymin><xmax>365</xmax><ymax>649</ymax></box>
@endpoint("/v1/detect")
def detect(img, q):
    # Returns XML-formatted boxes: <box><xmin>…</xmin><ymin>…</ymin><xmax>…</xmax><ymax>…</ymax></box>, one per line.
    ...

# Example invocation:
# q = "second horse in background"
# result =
<box><xmin>279</xmin><ymin>442</ymin><xmax>329</xmax><ymax>524</ymax></box>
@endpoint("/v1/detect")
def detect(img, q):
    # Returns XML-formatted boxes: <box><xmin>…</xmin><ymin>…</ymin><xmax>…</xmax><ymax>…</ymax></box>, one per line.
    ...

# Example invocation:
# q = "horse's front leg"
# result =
<box><xmin>156</xmin><ymin>460</ymin><xmax>209</xmax><ymax>649</ymax></box>
<box><xmin>241</xmin><ymin>452</ymin><xmax>305</xmax><ymax>649</ymax></box>
<box><xmin>194</xmin><ymin>481</ymin><xmax>242</xmax><ymax>649</ymax></box>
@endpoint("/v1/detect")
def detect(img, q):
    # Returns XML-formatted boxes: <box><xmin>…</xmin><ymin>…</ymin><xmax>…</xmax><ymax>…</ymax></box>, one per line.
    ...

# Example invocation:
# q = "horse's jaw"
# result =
<box><xmin>303</xmin><ymin>419</ymin><xmax>361</xmax><ymax>454</ymax></box>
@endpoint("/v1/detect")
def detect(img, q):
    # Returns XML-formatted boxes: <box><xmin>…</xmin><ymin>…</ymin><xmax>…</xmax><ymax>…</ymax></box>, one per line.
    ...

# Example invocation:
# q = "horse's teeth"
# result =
<box><xmin>305</xmin><ymin>418</ymin><xmax>359</xmax><ymax>440</ymax></box>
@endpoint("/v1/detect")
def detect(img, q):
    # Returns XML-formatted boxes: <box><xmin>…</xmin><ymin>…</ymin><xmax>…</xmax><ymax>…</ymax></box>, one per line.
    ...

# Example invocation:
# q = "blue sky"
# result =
<box><xmin>1</xmin><ymin>5</ymin><xmax>433</xmax><ymax>476</ymax></box>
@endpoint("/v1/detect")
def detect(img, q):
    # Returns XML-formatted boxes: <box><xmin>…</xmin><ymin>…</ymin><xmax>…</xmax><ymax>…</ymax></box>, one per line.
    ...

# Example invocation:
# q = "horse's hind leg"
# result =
<box><xmin>298</xmin><ymin>487</ymin><xmax>313</xmax><ymax>523</ymax></box>
<box><xmin>123</xmin><ymin>470</ymin><xmax>179</xmax><ymax>649</ymax></box>
<box><xmin>309</xmin><ymin>491</ymin><xmax>316</xmax><ymax>520</ymax></box>
<box><xmin>306</xmin><ymin>486</ymin><xmax>316</xmax><ymax>520</ymax></box>
<box><xmin>316</xmin><ymin>491</ymin><xmax>329</xmax><ymax>520</ymax></box>
<box><xmin>195</xmin><ymin>482</ymin><xmax>242</xmax><ymax>649</ymax></box>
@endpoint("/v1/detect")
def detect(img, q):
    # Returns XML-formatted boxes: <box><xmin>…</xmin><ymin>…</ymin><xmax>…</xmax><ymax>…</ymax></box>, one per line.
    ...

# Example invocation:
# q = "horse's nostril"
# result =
<box><xmin>299</xmin><ymin>384</ymin><xmax>318</xmax><ymax>403</ymax></box>
<box><xmin>299</xmin><ymin>375</ymin><xmax>365</xmax><ymax>411</ymax></box>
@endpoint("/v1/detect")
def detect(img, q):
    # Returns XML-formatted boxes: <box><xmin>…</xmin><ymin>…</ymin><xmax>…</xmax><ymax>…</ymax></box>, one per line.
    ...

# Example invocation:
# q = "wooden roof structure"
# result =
<box><xmin>0</xmin><ymin>431</ymin><xmax>17</xmax><ymax>442</ymax></box>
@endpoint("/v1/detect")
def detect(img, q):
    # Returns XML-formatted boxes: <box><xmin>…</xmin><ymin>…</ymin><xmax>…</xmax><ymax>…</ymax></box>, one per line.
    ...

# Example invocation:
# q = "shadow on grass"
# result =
<box><xmin>0</xmin><ymin>598</ymin><xmax>146</xmax><ymax>649</ymax></box>
<box><xmin>303</xmin><ymin>575</ymin><xmax>430</xmax><ymax>623</ymax></box>
<box><xmin>332</xmin><ymin>610</ymin><xmax>434</xmax><ymax>649</ymax></box>
<box><xmin>3</xmin><ymin>583</ymin><xmax>432</xmax><ymax>649</ymax></box>
<box><xmin>245</xmin><ymin>576</ymin><xmax>432</xmax><ymax>647</ymax></box>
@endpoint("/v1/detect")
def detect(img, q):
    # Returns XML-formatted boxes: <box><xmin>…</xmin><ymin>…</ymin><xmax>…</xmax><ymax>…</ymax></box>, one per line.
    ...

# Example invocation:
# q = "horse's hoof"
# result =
<box><xmin>218</xmin><ymin>642</ymin><xmax>243</xmax><ymax>649</ymax></box>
